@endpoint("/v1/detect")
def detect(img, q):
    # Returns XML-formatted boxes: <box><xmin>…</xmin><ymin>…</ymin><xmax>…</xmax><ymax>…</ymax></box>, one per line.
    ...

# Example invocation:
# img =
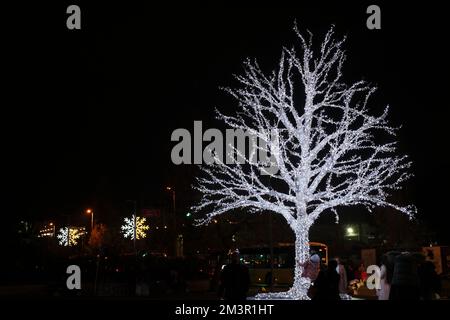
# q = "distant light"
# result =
<box><xmin>346</xmin><ymin>227</ymin><xmax>355</xmax><ymax>236</ymax></box>
<box><xmin>186</xmin><ymin>212</ymin><xmax>191</xmax><ymax>217</ymax></box>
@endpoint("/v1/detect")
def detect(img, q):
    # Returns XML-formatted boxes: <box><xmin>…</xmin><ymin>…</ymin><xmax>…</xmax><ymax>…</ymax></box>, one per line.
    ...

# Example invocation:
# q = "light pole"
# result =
<box><xmin>166</xmin><ymin>187</ymin><xmax>178</xmax><ymax>256</ymax></box>
<box><xmin>86</xmin><ymin>209</ymin><xmax>94</xmax><ymax>231</ymax></box>
<box><xmin>126</xmin><ymin>200</ymin><xmax>138</xmax><ymax>254</ymax></box>
<box><xmin>166</xmin><ymin>187</ymin><xmax>176</xmax><ymax>214</ymax></box>
<box><xmin>166</xmin><ymin>187</ymin><xmax>176</xmax><ymax>228</ymax></box>
<box><xmin>133</xmin><ymin>201</ymin><xmax>137</xmax><ymax>253</ymax></box>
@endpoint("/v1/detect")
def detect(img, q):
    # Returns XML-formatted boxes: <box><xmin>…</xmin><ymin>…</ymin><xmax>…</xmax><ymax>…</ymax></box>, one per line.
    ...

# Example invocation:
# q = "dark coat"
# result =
<box><xmin>218</xmin><ymin>263</ymin><xmax>250</xmax><ymax>301</ymax></box>
<box><xmin>313</xmin><ymin>268</ymin><xmax>341</xmax><ymax>300</ymax></box>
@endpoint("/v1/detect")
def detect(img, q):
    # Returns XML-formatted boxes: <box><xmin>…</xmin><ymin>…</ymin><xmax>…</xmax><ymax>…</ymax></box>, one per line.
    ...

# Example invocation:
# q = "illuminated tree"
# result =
<box><xmin>88</xmin><ymin>223</ymin><xmax>108</xmax><ymax>250</ymax></box>
<box><xmin>121</xmin><ymin>215</ymin><xmax>149</xmax><ymax>240</ymax></box>
<box><xmin>192</xmin><ymin>25</ymin><xmax>416</xmax><ymax>299</ymax></box>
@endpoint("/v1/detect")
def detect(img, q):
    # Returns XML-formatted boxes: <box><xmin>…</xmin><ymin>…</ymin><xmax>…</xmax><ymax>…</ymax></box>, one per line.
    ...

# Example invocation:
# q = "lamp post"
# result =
<box><xmin>166</xmin><ymin>187</ymin><xmax>176</xmax><ymax>228</ymax></box>
<box><xmin>86</xmin><ymin>209</ymin><xmax>94</xmax><ymax>231</ymax></box>
<box><xmin>125</xmin><ymin>200</ymin><xmax>138</xmax><ymax>254</ymax></box>
<box><xmin>166</xmin><ymin>187</ymin><xmax>176</xmax><ymax>214</ymax></box>
<box><xmin>166</xmin><ymin>187</ymin><xmax>178</xmax><ymax>256</ymax></box>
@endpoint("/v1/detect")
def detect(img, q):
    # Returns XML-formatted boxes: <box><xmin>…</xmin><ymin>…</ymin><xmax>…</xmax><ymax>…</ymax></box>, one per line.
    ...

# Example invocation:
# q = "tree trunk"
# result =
<box><xmin>290</xmin><ymin>221</ymin><xmax>312</xmax><ymax>299</ymax></box>
<box><xmin>253</xmin><ymin>218</ymin><xmax>314</xmax><ymax>300</ymax></box>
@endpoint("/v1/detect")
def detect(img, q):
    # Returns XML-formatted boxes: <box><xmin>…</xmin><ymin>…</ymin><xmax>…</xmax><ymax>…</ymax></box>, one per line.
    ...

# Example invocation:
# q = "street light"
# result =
<box><xmin>166</xmin><ymin>186</ymin><xmax>180</xmax><ymax>256</ymax></box>
<box><xmin>166</xmin><ymin>187</ymin><xmax>177</xmax><ymax>221</ymax></box>
<box><xmin>86</xmin><ymin>209</ymin><xmax>94</xmax><ymax>231</ymax></box>
<box><xmin>346</xmin><ymin>226</ymin><xmax>355</xmax><ymax>237</ymax></box>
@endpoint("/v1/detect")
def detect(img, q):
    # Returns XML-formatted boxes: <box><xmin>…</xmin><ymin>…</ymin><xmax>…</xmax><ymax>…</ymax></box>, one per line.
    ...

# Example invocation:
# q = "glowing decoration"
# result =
<box><xmin>192</xmin><ymin>24</ymin><xmax>416</xmax><ymax>300</ymax></box>
<box><xmin>121</xmin><ymin>215</ymin><xmax>149</xmax><ymax>240</ymax></box>
<box><xmin>57</xmin><ymin>227</ymin><xmax>83</xmax><ymax>246</ymax></box>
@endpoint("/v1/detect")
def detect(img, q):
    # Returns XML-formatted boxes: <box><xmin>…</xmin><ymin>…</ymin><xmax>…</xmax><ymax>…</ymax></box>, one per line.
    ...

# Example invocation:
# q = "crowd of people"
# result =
<box><xmin>217</xmin><ymin>249</ymin><xmax>442</xmax><ymax>300</ymax></box>
<box><xmin>377</xmin><ymin>251</ymin><xmax>441</xmax><ymax>300</ymax></box>
<box><xmin>300</xmin><ymin>251</ymin><xmax>442</xmax><ymax>300</ymax></box>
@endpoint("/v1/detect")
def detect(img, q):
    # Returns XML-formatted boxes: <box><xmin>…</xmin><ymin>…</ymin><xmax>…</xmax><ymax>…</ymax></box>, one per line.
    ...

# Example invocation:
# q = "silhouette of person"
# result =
<box><xmin>218</xmin><ymin>249</ymin><xmax>250</xmax><ymax>301</ymax></box>
<box><xmin>313</xmin><ymin>260</ymin><xmax>341</xmax><ymax>300</ymax></box>
<box><xmin>389</xmin><ymin>252</ymin><xmax>420</xmax><ymax>300</ymax></box>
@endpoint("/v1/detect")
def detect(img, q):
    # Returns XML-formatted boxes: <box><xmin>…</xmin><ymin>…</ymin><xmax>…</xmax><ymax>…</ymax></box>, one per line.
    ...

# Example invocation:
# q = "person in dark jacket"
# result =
<box><xmin>418</xmin><ymin>259</ymin><xmax>441</xmax><ymax>300</ymax></box>
<box><xmin>313</xmin><ymin>260</ymin><xmax>340</xmax><ymax>300</ymax></box>
<box><xmin>218</xmin><ymin>250</ymin><xmax>250</xmax><ymax>301</ymax></box>
<box><xmin>389</xmin><ymin>252</ymin><xmax>420</xmax><ymax>300</ymax></box>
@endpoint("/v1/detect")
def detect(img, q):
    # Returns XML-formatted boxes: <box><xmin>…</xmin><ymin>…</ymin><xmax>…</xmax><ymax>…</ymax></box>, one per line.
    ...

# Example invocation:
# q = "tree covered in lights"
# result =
<box><xmin>192</xmin><ymin>25</ymin><xmax>416</xmax><ymax>300</ymax></box>
<box><xmin>121</xmin><ymin>215</ymin><xmax>149</xmax><ymax>240</ymax></box>
<box><xmin>57</xmin><ymin>227</ymin><xmax>82</xmax><ymax>247</ymax></box>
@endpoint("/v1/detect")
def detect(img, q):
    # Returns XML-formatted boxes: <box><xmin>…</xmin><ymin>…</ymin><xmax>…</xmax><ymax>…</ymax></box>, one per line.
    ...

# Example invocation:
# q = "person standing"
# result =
<box><xmin>299</xmin><ymin>253</ymin><xmax>321</xmax><ymax>299</ymax></box>
<box><xmin>299</xmin><ymin>253</ymin><xmax>321</xmax><ymax>282</ymax></box>
<box><xmin>218</xmin><ymin>249</ymin><xmax>250</xmax><ymax>301</ymax></box>
<box><xmin>335</xmin><ymin>257</ymin><xmax>348</xmax><ymax>294</ymax></box>
<box><xmin>377</xmin><ymin>253</ymin><xmax>395</xmax><ymax>300</ymax></box>
<box><xmin>389</xmin><ymin>252</ymin><xmax>420</xmax><ymax>300</ymax></box>
<box><xmin>313</xmin><ymin>260</ymin><xmax>341</xmax><ymax>300</ymax></box>
<box><xmin>418</xmin><ymin>258</ymin><xmax>441</xmax><ymax>300</ymax></box>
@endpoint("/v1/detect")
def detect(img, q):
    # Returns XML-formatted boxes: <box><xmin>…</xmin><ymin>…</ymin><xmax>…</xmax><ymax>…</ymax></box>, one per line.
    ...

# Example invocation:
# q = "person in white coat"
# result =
<box><xmin>377</xmin><ymin>252</ymin><xmax>397</xmax><ymax>300</ymax></box>
<box><xmin>335</xmin><ymin>257</ymin><xmax>348</xmax><ymax>294</ymax></box>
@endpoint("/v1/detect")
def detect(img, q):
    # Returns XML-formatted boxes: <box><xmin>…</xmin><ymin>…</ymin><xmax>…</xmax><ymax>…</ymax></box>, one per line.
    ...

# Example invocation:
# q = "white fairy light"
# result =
<box><xmin>192</xmin><ymin>24</ymin><xmax>416</xmax><ymax>300</ymax></box>
<box><xmin>121</xmin><ymin>215</ymin><xmax>149</xmax><ymax>240</ymax></box>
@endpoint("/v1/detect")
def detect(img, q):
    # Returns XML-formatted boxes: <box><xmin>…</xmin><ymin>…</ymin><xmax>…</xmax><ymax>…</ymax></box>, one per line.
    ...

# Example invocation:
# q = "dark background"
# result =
<box><xmin>2</xmin><ymin>1</ymin><xmax>449</xmax><ymax>247</ymax></box>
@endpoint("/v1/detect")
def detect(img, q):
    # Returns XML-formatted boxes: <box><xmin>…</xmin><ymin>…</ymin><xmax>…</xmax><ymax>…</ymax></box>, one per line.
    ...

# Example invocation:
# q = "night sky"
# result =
<box><xmin>2</xmin><ymin>1</ymin><xmax>450</xmax><ymax>244</ymax></box>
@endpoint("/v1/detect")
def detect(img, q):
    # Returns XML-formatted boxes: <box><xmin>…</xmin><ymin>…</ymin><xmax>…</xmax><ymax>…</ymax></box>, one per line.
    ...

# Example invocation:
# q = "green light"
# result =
<box><xmin>186</xmin><ymin>212</ymin><xmax>192</xmax><ymax>217</ymax></box>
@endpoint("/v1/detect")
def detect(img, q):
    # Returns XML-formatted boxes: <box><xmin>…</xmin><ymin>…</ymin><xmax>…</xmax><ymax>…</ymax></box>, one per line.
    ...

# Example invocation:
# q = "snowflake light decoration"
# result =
<box><xmin>121</xmin><ymin>215</ymin><xmax>149</xmax><ymax>240</ymax></box>
<box><xmin>57</xmin><ymin>227</ymin><xmax>82</xmax><ymax>246</ymax></box>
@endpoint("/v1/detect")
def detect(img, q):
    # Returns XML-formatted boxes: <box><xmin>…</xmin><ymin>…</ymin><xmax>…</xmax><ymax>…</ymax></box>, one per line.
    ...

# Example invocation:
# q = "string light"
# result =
<box><xmin>192</xmin><ymin>24</ymin><xmax>416</xmax><ymax>300</ymax></box>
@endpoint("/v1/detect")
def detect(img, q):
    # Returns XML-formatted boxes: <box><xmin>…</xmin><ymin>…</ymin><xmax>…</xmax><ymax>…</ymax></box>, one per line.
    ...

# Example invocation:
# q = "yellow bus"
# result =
<box><xmin>239</xmin><ymin>242</ymin><xmax>328</xmax><ymax>287</ymax></box>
